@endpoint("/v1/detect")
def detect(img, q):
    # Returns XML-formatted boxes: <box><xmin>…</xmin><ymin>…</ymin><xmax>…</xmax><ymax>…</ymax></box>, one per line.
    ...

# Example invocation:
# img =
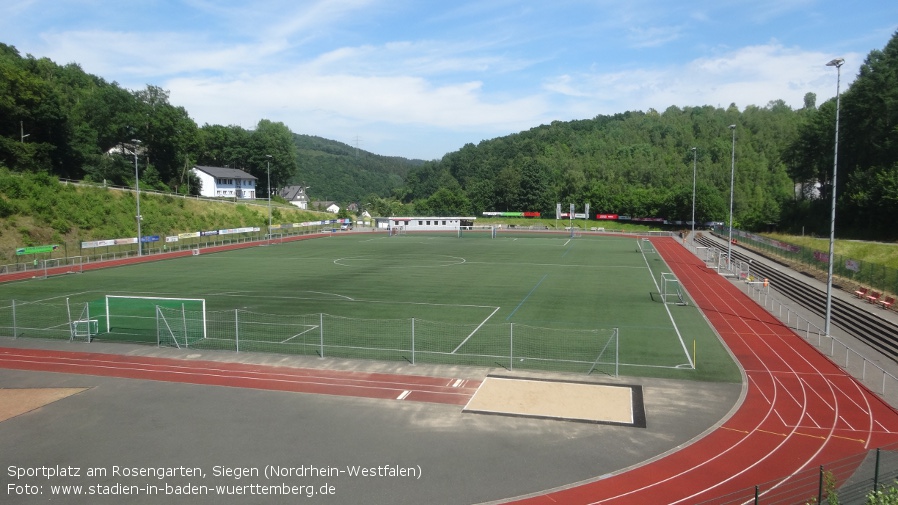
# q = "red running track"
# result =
<box><xmin>0</xmin><ymin>347</ymin><xmax>479</xmax><ymax>406</ymax></box>
<box><xmin>509</xmin><ymin>237</ymin><xmax>898</xmax><ymax>504</ymax></box>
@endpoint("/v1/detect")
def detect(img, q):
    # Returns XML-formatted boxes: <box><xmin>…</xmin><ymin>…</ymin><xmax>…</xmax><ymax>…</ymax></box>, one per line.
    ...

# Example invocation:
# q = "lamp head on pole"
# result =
<box><xmin>728</xmin><ymin>124</ymin><xmax>736</xmax><ymax>130</ymax></box>
<box><xmin>826</xmin><ymin>58</ymin><xmax>844</xmax><ymax>68</ymax></box>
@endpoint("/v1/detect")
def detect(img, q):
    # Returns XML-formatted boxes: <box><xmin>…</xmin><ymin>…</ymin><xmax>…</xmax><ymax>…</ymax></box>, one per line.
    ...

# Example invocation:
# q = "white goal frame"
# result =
<box><xmin>638</xmin><ymin>238</ymin><xmax>657</xmax><ymax>254</ymax></box>
<box><xmin>72</xmin><ymin>319</ymin><xmax>99</xmax><ymax>339</ymax></box>
<box><xmin>661</xmin><ymin>272</ymin><xmax>687</xmax><ymax>306</ymax></box>
<box><xmin>105</xmin><ymin>295</ymin><xmax>207</xmax><ymax>339</ymax></box>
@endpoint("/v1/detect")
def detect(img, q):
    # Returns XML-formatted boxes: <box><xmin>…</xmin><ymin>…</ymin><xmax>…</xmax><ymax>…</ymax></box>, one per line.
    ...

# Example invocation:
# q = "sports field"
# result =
<box><xmin>0</xmin><ymin>231</ymin><xmax>740</xmax><ymax>382</ymax></box>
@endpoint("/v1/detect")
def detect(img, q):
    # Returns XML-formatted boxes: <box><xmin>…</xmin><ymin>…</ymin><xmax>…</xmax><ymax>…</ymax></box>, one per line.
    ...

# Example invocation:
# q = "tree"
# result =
<box><xmin>130</xmin><ymin>85</ymin><xmax>199</xmax><ymax>190</ymax></box>
<box><xmin>197</xmin><ymin>124</ymin><xmax>253</xmax><ymax>169</ymax></box>
<box><xmin>249</xmin><ymin>120</ymin><xmax>298</xmax><ymax>198</ymax></box>
<box><xmin>417</xmin><ymin>187</ymin><xmax>471</xmax><ymax>216</ymax></box>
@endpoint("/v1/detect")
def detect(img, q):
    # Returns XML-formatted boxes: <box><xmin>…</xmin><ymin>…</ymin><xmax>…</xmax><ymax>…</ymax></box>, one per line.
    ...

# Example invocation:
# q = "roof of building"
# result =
<box><xmin>192</xmin><ymin>166</ymin><xmax>257</xmax><ymax>180</ymax></box>
<box><xmin>280</xmin><ymin>185</ymin><xmax>309</xmax><ymax>201</ymax></box>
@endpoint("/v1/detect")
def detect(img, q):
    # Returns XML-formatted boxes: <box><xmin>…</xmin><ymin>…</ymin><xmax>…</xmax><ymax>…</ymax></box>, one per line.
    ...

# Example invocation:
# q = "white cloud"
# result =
<box><xmin>169</xmin><ymin>67</ymin><xmax>548</xmax><ymax>132</ymax></box>
<box><xmin>5</xmin><ymin>0</ymin><xmax>894</xmax><ymax>159</ymax></box>
<box><xmin>543</xmin><ymin>42</ymin><xmax>862</xmax><ymax>116</ymax></box>
<box><xmin>627</xmin><ymin>25</ymin><xmax>684</xmax><ymax>49</ymax></box>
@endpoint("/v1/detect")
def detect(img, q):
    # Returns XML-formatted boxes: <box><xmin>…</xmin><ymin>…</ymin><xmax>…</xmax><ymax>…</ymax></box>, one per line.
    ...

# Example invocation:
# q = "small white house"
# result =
<box><xmin>191</xmin><ymin>166</ymin><xmax>258</xmax><ymax>199</ymax></box>
<box><xmin>280</xmin><ymin>185</ymin><xmax>310</xmax><ymax>209</ymax></box>
<box><xmin>311</xmin><ymin>201</ymin><xmax>340</xmax><ymax>214</ymax></box>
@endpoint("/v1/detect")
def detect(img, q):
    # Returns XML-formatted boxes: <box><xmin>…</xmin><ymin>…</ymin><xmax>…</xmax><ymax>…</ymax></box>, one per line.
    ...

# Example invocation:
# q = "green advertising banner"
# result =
<box><xmin>15</xmin><ymin>245</ymin><xmax>60</xmax><ymax>256</ymax></box>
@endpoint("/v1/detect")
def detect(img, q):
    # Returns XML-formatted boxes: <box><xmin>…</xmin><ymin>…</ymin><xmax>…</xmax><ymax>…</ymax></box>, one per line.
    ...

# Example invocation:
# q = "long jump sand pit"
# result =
<box><xmin>0</xmin><ymin>388</ymin><xmax>88</xmax><ymax>422</ymax></box>
<box><xmin>463</xmin><ymin>375</ymin><xmax>646</xmax><ymax>427</ymax></box>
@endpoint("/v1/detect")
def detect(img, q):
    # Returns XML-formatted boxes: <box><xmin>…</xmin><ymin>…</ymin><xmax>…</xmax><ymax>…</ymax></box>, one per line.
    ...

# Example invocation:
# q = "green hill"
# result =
<box><xmin>292</xmin><ymin>134</ymin><xmax>423</xmax><ymax>204</ymax></box>
<box><xmin>0</xmin><ymin>169</ymin><xmax>331</xmax><ymax>265</ymax></box>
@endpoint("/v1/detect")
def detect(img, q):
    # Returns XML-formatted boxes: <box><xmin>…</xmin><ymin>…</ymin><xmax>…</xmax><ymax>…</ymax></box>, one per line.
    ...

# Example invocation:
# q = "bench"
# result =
<box><xmin>880</xmin><ymin>296</ymin><xmax>896</xmax><ymax>310</ymax></box>
<box><xmin>854</xmin><ymin>287</ymin><xmax>869</xmax><ymax>299</ymax></box>
<box><xmin>867</xmin><ymin>291</ymin><xmax>882</xmax><ymax>304</ymax></box>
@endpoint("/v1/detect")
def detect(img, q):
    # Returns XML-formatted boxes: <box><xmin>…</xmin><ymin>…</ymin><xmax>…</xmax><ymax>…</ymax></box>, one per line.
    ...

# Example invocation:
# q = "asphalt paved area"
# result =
<box><xmin>0</xmin><ymin>338</ymin><xmax>741</xmax><ymax>505</ymax></box>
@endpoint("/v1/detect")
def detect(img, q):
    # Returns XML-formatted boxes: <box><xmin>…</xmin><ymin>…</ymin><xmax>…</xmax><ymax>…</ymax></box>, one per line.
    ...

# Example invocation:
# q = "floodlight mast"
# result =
<box><xmin>266</xmin><ymin>154</ymin><xmax>273</xmax><ymax>245</ymax></box>
<box><xmin>132</xmin><ymin>139</ymin><xmax>143</xmax><ymax>257</ymax></box>
<box><xmin>727</xmin><ymin>125</ymin><xmax>736</xmax><ymax>269</ymax></box>
<box><xmin>691</xmin><ymin>147</ymin><xmax>697</xmax><ymax>246</ymax></box>
<box><xmin>824</xmin><ymin>57</ymin><xmax>844</xmax><ymax>336</ymax></box>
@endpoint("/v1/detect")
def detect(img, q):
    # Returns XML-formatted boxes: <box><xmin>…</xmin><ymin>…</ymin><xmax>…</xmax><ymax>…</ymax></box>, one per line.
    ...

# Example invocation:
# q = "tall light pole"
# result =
<box><xmin>132</xmin><ymin>139</ymin><xmax>143</xmax><ymax>257</ymax></box>
<box><xmin>691</xmin><ymin>147</ymin><xmax>697</xmax><ymax>246</ymax></box>
<box><xmin>824</xmin><ymin>57</ymin><xmax>844</xmax><ymax>336</ymax></box>
<box><xmin>727</xmin><ymin>125</ymin><xmax>736</xmax><ymax>269</ymax></box>
<box><xmin>266</xmin><ymin>154</ymin><xmax>273</xmax><ymax>245</ymax></box>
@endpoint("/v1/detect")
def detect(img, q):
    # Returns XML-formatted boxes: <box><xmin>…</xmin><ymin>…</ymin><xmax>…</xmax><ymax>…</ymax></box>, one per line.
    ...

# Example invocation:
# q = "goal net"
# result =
<box><xmin>661</xmin><ymin>272</ymin><xmax>687</xmax><ymax>305</ymax></box>
<box><xmin>155</xmin><ymin>305</ymin><xmax>207</xmax><ymax>348</ymax></box>
<box><xmin>458</xmin><ymin>226</ymin><xmax>495</xmax><ymax>238</ymax></box>
<box><xmin>71</xmin><ymin>301</ymin><xmax>98</xmax><ymax>342</ymax></box>
<box><xmin>638</xmin><ymin>238</ymin><xmax>656</xmax><ymax>254</ymax></box>
<box><xmin>105</xmin><ymin>295</ymin><xmax>207</xmax><ymax>340</ymax></box>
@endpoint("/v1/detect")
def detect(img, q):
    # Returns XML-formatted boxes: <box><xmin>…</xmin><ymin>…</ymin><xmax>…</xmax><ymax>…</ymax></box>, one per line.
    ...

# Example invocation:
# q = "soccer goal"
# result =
<box><xmin>390</xmin><ymin>226</ymin><xmax>406</xmax><ymax>237</ymax></box>
<box><xmin>458</xmin><ymin>226</ymin><xmax>496</xmax><ymax>238</ymax></box>
<box><xmin>661</xmin><ymin>272</ymin><xmax>687</xmax><ymax>305</ymax></box>
<box><xmin>105</xmin><ymin>295</ymin><xmax>207</xmax><ymax>340</ymax></box>
<box><xmin>37</xmin><ymin>256</ymin><xmax>84</xmax><ymax>279</ymax></box>
<box><xmin>70</xmin><ymin>301</ymin><xmax>98</xmax><ymax>342</ymax></box>
<box><xmin>155</xmin><ymin>305</ymin><xmax>207</xmax><ymax>348</ymax></box>
<box><xmin>72</xmin><ymin>319</ymin><xmax>99</xmax><ymax>341</ymax></box>
<box><xmin>638</xmin><ymin>238</ymin><xmax>657</xmax><ymax>254</ymax></box>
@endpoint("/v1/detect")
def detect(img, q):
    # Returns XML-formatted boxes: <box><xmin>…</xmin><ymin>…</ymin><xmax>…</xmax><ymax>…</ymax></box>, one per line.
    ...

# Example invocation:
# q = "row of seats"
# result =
<box><xmin>854</xmin><ymin>287</ymin><xmax>895</xmax><ymax>309</ymax></box>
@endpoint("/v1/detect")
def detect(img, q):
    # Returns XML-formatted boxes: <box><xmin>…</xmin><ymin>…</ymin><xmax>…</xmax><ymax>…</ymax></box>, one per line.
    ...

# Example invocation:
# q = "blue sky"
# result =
<box><xmin>2</xmin><ymin>1</ymin><xmax>896</xmax><ymax>160</ymax></box>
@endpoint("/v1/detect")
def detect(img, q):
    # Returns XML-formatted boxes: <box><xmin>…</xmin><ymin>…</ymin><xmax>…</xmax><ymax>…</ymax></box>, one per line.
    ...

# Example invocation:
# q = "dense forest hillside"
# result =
<box><xmin>0</xmin><ymin>42</ymin><xmax>418</xmax><ymax>207</ymax></box>
<box><xmin>292</xmin><ymin>134</ymin><xmax>421</xmax><ymax>204</ymax></box>
<box><xmin>393</xmin><ymin>29</ymin><xmax>898</xmax><ymax>240</ymax></box>
<box><xmin>2</xmin><ymin>29</ymin><xmax>898</xmax><ymax>239</ymax></box>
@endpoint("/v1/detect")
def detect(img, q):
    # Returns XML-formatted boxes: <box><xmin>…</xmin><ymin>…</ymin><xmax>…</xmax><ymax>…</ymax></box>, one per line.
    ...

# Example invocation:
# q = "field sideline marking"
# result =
<box><xmin>451</xmin><ymin>306</ymin><xmax>501</xmax><ymax>354</ymax></box>
<box><xmin>640</xmin><ymin>244</ymin><xmax>693</xmax><ymax>368</ymax></box>
<box><xmin>506</xmin><ymin>274</ymin><xmax>548</xmax><ymax>321</ymax></box>
<box><xmin>464</xmin><ymin>261</ymin><xmax>642</xmax><ymax>270</ymax></box>
<box><xmin>9</xmin><ymin>291</ymin><xmax>98</xmax><ymax>307</ymax></box>
<box><xmin>213</xmin><ymin>291</ymin><xmax>498</xmax><ymax>310</ymax></box>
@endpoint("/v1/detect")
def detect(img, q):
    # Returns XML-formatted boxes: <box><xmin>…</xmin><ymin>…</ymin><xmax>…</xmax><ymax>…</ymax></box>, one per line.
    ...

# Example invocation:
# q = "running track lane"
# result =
<box><xmin>509</xmin><ymin>237</ymin><xmax>898</xmax><ymax>505</ymax></box>
<box><xmin>0</xmin><ymin>348</ymin><xmax>479</xmax><ymax>406</ymax></box>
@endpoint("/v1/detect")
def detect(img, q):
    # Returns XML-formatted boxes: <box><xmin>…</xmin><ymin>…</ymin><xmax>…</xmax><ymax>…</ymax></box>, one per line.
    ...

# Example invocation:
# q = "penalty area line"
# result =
<box><xmin>451</xmin><ymin>306</ymin><xmax>501</xmax><ymax>354</ymax></box>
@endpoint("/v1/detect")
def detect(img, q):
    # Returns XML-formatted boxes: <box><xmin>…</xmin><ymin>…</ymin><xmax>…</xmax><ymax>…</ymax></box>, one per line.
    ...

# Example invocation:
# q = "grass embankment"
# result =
<box><xmin>0</xmin><ymin>170</ymin><xmax>331</xmax><ymax>264</ymax></box>
<box><xmin>763</xmin><ymin>233</ymin><xmax>898</xmax><ymax>269</ymax></box>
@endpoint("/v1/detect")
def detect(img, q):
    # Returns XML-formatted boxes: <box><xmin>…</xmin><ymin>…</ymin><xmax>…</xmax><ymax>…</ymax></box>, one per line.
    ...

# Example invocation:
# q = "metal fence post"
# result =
<box><xmin>182</xmin><ymin>304</ymin><xmax>188</xmax><ymax>348</ymax></box>
<box><xmin>66</xmin><ymin>297</ymin><xmax>73</xmax><ymax>341</ymax></box>
<box><xmin>875</xmin><ymin>447</ymin><xmax>881</xmax><ymax>494</ymax></box>
<box><xmin>509</xmin><ymin>323</ymin><xmax>514</xmax><ymax>371</ymax></box>
<box><xmin>11</xmin><ymin>300</ymin><xmax>16</xmax><ymax>339</ymax></box>
<box><xmin>234</xmin><ymin>309</ymin><xmax>239</xmax><ymax>353</ymax></box>
<box><xmin>615</xmin><ymin>328</ymin><xmax>620</xmax><ymax>377</ymax></box>
<box><xmin>818</xmin><ymin>465</ymin><xmax>824</xmax><ymax>504</ymax></box>
<box><xmin>319</xmin><ymin>313</ymin><xmax>325</xmax><ymax>358</ymax></box>
<box><xmin>411</xmin><ymin>317</ymin><xmax>415</xmax><ymax>365</ymax></box>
